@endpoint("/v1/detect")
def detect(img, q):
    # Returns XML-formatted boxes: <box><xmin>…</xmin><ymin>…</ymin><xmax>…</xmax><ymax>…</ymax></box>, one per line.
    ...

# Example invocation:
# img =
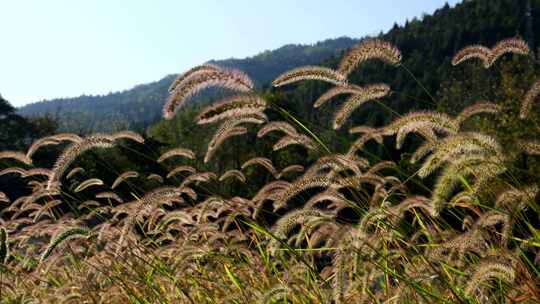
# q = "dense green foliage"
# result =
<box><xmin>0</xmin><ymin>95</ymin><xmax>56</xmax><ymax>151</ymax></box>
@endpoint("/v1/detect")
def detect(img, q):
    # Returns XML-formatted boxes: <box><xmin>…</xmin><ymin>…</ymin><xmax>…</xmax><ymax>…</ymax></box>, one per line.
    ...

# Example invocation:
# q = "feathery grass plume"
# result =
<box><xmin>451</xmin><ymin>45</ymin><xmax>492</xmax><ymax>67</ymax></box>
<box><xmin>192</xmin><ymin>196</ymin><xmax>224</xmax><ymax>223</ymax></box>
<box><xmin>24</xmin><ymin>187</ymin><xmax>61</xmax><ymax>208</ymax></box>
<box><xmin>385</xmin><ymin>176</ymin><xmax>408</xmax><ymax>195</ymax></box>
<box><xmin>111</xmin><ymin>171</ymin><xmax>139</xmax><ymax>189</ymax></box>
<box><xmin>19</xmin><ymin>200</ymin><xmax>42</xmax><ymax>213</ymax></box>
<box><xmin>241</xmin><ymin>157</ymin><xmax>278</xmax><ymax>178</ymax></box>
<box><xmin>349</xmin><ymin>125</ymin><xmax>382</xmax><ymax>136</ymax></box>
<box><xmin>0</xmin><ymin>151</ymin><xmax>32</xmax><ymax>165</ymax></box>
<box><xmin>95</xmin><ymin>191</ymin><xmax>123</xmax><ymax>203</ymax></box>
<box><xmin>367</xmin><ymin>160</ymin><xmax>396</xmax><ymax>174</ymax></box>
<box><xmin>154</xmin><ymin>210</ymin><xmax>194</xmax><ymax>232</ymax></box>
<box><xmin>27</xmin><ymin>180</ymin><xmax>45</xmax><ymax>192</ymax></box>
<box><xmin>166</xmin><ymin>165</ymin><xmax>197</xmax><ymax>179</ymax></box>
<box><xmin>489</xmin><ymin>37</ymin><xmax>531</xmax><ymax>65</ymax></box>
<box><xmin>475</xmin><ymin>211</ymin><xmax>510</xmax><ymax>234</ymax></box>
<box><xmin>74</xmin><ymin>178</ymin><xmax>104</xmax><ymax>193</ymax></box>
<box><xmin>168</xmin><ymin>63</ymin><xmax>220</xmax><ymax>93</ymax></box>
<box><xmin>453</xmin><ymin>37</ymin><xmax>530</xmax><ymax>68</ymax></box>
<box><xmin>110</xmin><ymin>130</ymin><xmax>145</xmax><ymax>143</ymax></box>
<box><xmin>520</xmin><ymin>80</ymin><xmax>540</xmax><ymax>119</ymax></box>
<box><xmin>77</xmin><ymin>200</ymin><xmax>100</xmax><ymax>211</ymax></box>
<box><xmin>26</xmin><ymin>133</ymin><xmax>81</xmax><ymax>159</ymax></box>
<box><xmin>146</xmin><ymin>208</ymin><xmax>166</xmax><ymax>231</ymax></box>
<box><xmin>410</xmin><ymin>140</ymin><xmax>436</xmax><ymax>164</ymax></box>
<box><xmin>449</xmin><ymin>190</ymin><xmax>475</xmax><ymax>206</ymax></box>
<box><xmin>417</xmin><ymin>133</ymin><xmax>502</xmax><ymax>178</ymax></box>
<box><xmin>333</xmin><ymin>83</ymin><xmax>390</xmax><ymax>129</ymax></box>
<box><xmin>205</xmin><ymin>126</ymin><xmax>247</xmax><ymax>163</ymax></box>
<box><xmin>337</xmin><ymin>39</ymin><xmax>402</xmax><ymax>76</ymax></box>
<box><xmin>455</xmin><ymin>102</ymin><xmax>501</xmax><ymax>126</ymax></box>
<box><xmin>47</xmin><ymin>134</ymin><xmax>114</xmax><ymax>190</ymax></box>
<box><xmin>431</xmin><ymin>157</ymin><xmax>504</xmax><ymax>216</ymax></box>
<box><xmin>32</xmin><ymin>199</ymin><xmax>62</xmax><ymax>222</ymax></box>
<box><xmin>357</xmin><ymin>205</ymin><xmax>393</xmax><ymax>234</ymax></box>
<box><xmin>314</xmin><ymin>84</ymin><xmax>365</xmax><ymax>108</ymax></box>
<box><xmin>12</xmin><ymin>203</ymin><xmax>40</xmax><ymax>220</ymax></box>
<box><xmin>257</xmin><ymin>121</ymin><xmax>301</xmax><ymax>138</ymax></box>
<box><xmin>40</xmin><ymin>226</ymin><xmax>91</xmax><ymax>263</ymax></box>
<box><xmin>268</xmin><ymin>208</ymin><xmax>332</xmax><ymax>254</ymax></box>
<box><xmin>8</xmin><ymin>168</ymin><xmax>51</xmax><ymax>178</ymax></box>
<box><xmin>304</xmin><ymin>189</ymin><xmax>348</xmax><ymax>209</ymax></box>
<box><xmin>48</xmin><ymin>131</ymin><xmax>143</xmax><ymax>190</ymax></box>
<box><xmin>303</xmin><ymin>154</ymin><xmax>364</xmax><ymax>178</ymax></box>
<box><xmin>519</xmin><ymin>140</ymin><xmax>540</xmax><ymax>155</ymax></box>
<box><xmin>417</xmin><ymin>126</ymin><xmax>438</xmax><ymax>142</ymax></box>
<box><xmin>65</xmin><ymin>167</ymin><xmax>85</xmax><ymax>180</ymax></box>
<box><xmin>332</xmin><ymin>231</ymin><xmax>356</xmax><ymax>304</ymax></box>
<box><xmin>252</xmin><ymin>183</ymin><xmax>293</xmax><ymax>218</ymax></box>
<box><xmin>147</xmin><ymin>173</ymin><xmax>164</xmax><ymax>183</ymax></box>
<box><xmin>205</xmin><ymin>115</ymin><xmax>265</xmax><ymax>163</ymax></box>
<box><xmin>274</xmin><ymin>176</ymin><xmax>332</xmax><ymax>211</ymax></box>
<box><xmin>0</xmin><ymin>191</ymin><xmax>8</xmax><ymax>204</ymax></box>
<box><xmin>216</xmin><ymin>196</ymin><xmax>254</xmax><ymax>216</ymax></box>
<box><xmin>277</xmin><ymin>165</ymin><xmax>305</xmax><ymax>179</ymax></box>
<box><xmin>180</xmin><ymin>172</ymin><xmax>217</xmax><ymax>188</ymax></box>
<box><xmin>3</xmin><ymin>195</ymin><xmax>27</xmax><ymax>212</ymax></box>
<box><xmin>49</xmin><ymin>132</ymin><xmax>83</xmax><ymax>143</ymax></box>
<box><xmin>196</xmin><ymin>93</ymin><xmax>266</xmax><ymax>125</ymax></box>
<box><xmin>115</xmin><ymin>187</ymin><xmax>186</xmax><ymax>252</ymax></box>
<box><xmin>464</xmin><ymin>258</ymin><xmax>516</xmax><ymax>298</ymax></box>
<box><xmin>272</xmin><ymin>134</ymin><xmax>316</xmax><ymax>151</ymax></box>
<box><xmin>219</xmin><ymin>169</ymin><xmax>246</xmax><ymax>183</ymax></box>
<box><xmin>272</xmin><ymin>66</ymin><xmax>346</xmax><ymax>87</ymax></box>
<box><xmin>252</xmin><ymin>180</ymin><xmax>291</xmax><ymax>204</ymax></box>
<box><xmin>495</xmin><ymin>184</ymin><xmax>538</xmax><ymax>211</ymax></box>
<box><xmin>157</xmin><ymin>147</ymin><xmax>196</xmax><ymax>163</ymax></box>
<box><xmin>220</xmin><ymin>213</ymin><xmax>253</xmax><ymax>232</ymax></box>
<box><xmin>0</xmin><ymin>227</ymin><xmax>8</xmax><ymax>264</ymax></box>
<box><xmin>164</xmin><ymin>66</ymin><xmax>254</xmax><ymax>119</ymax></box>
<box><xmin>295</xmin><ymin>215</ymin><xmax>340</xmax><ymax>247</ymax></box>
<box><xmin>0</xmin><ymin>167</ymin><xmax>27</xmax><ymax>177</ymax></box>
<box><xmin>26</xmin><ymin>138</ymin><xmax>59</xmax><ymax>159</ymax></box>
<box><xmin>389</xmin><ymin>196</ymin><xmax>434</xmax><ymax>219</ymax></box>
<box><xmin>466</xmin><ymin>157</ymin><xmax>508</xmax><ymax>194</ymax></box>
<box><xmin>384</xmin><ymin>111</ymin><xmax>457</xmax><ymax>149</ymax></box>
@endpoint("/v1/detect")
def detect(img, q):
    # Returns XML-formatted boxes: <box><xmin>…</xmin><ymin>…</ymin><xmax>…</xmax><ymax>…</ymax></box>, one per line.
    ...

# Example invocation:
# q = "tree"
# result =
<box><xmin>0</xmin><ymin>94</ymin><xmax>33</xmax><ymax>150</ymax></box>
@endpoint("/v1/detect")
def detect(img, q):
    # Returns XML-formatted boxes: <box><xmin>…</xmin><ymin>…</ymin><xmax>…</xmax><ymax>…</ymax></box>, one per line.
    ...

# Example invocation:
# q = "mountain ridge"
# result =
<box><xmin>17</xmin><ymin>37</ymin><xmax>359</xmax><ymax>132</ymax></box>
<box><xmin>17</xmin><ymin>0</ymin><xmax>540</xmax><ymax>134</ymax></box>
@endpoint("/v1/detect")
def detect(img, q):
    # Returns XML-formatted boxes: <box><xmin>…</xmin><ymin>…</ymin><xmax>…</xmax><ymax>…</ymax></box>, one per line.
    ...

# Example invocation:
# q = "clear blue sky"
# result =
<box><xmin>0</xmin><ymin>0</ymin><xmax>460</xmax><ymax>107</ymax></box>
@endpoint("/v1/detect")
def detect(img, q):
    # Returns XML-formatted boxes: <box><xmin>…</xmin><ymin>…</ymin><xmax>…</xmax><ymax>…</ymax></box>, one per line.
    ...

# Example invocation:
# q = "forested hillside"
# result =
<box><xmin>149</xmin><ymin>0</ymin><xmax>540</xmax><ymax>175</ymax></box>
<box><xmin>17</xmin><ymin>37</ymin><xmax>358</xmax><ymax>133</ymax></box>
